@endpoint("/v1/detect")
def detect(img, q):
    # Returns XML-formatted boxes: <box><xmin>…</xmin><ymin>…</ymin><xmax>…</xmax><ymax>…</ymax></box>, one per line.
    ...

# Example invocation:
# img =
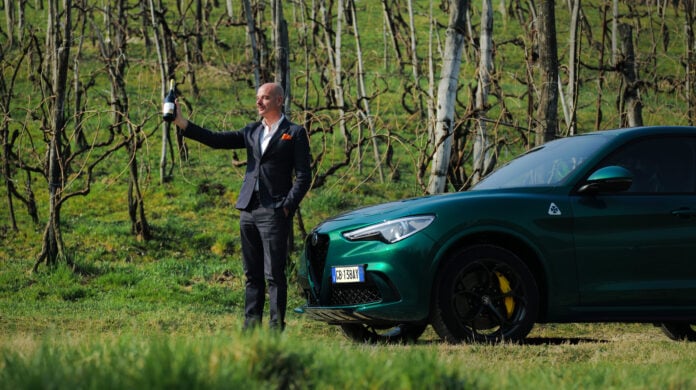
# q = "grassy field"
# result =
<box><xmin>2</xmin><ymin>252</ymin><xmax>696</xmax><ymax>389</ymax></box>
<box><xmin>3</xmin><ymin>326</ymin><xmax>696</xmax><ymax>389</ymax></box>
<box><xmin>4</xmin><ymin>1</ymin><xmax>696</xmax><ymax>389</ymax></box>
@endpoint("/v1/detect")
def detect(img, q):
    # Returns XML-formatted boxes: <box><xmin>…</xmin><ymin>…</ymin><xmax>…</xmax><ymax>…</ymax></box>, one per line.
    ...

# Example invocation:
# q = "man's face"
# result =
<box><xmin>256</xmin><ymin>84</ymin><xmax>282</xmax><ymax>119</ymax></box>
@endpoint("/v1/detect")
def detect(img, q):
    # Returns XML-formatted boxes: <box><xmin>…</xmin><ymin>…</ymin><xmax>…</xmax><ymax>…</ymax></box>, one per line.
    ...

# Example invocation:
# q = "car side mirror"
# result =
<box><xmin>577</xmin><ymin>165</ymin><xmax>633</xmax><ymax>194</ymax></box>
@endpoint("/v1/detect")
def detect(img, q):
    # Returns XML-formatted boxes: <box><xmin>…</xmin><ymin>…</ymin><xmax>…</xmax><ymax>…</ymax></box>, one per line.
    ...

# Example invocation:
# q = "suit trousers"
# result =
<box><xmin>239</xmin><ymin>193</ymin><xmax>292</xmax><ymax>329</ymax></box>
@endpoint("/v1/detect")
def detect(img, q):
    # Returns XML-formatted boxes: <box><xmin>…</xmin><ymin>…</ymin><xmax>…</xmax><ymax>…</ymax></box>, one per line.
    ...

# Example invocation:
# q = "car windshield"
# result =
<box><xmin>473</xmin><ymin>134</ymin><xmax>610</xmax><ymax>190</ymax></box>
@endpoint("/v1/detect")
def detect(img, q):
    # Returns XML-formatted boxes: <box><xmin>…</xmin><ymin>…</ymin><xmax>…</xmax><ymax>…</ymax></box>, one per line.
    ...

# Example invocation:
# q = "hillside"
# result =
<box><xmin>0</xmin><ymin>0</ymin><xmax>693</xmax><ymax>310</ymax></box>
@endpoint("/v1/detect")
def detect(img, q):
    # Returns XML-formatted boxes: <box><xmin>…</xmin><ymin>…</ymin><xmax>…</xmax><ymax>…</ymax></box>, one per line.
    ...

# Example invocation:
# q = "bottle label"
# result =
<box><xmin>163</xmin><ymin>102</ymin><xmax>175</xmax><ymax>115</ymax></box>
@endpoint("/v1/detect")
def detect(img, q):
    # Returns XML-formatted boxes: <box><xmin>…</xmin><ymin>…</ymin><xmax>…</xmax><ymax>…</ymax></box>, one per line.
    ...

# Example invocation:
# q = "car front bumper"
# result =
<box><xmin>296</xmin><ymin>229</ymin><xmax>437</xmax><ymax>324</ymax></box>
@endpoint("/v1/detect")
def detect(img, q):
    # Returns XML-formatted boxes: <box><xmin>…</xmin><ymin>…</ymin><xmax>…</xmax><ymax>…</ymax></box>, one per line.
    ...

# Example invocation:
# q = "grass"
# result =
<box><xmin>0</xmin><ymin>332</ymin><xmax>468</xmax><ymax>389</ymax></box>
<box><xmin>2</xmin><ymin>318</ymin><xmax>695</xmax><ymax>389</ymax></box>
<box><xmin>4</xmin><ymin>1</ymin><xmax>696</xmax><ymax>388</ymax></box>
<box><xmin>2</xmin><ymin>255</ymin><xmax>696</xmax><ymax>389</ymax></box>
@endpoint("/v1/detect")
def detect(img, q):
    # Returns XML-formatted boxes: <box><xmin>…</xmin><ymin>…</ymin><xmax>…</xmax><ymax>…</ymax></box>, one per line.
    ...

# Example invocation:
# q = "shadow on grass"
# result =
<box><xmin>411</xmin><ymin>336</ymin><xmax>609</xmax><ymax>346</ymax></box>
<box><xmin>522</xmin><ymin>336</ymin><xmax>609</xmax><ymax>345</ymax></box>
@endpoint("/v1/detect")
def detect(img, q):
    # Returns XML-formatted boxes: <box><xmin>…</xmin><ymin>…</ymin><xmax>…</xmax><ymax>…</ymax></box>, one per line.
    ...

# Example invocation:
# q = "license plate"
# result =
<box><xmin>332</xmin><ymin>265</ymin><xmax>365</xmax><ymax>284</ymax></box>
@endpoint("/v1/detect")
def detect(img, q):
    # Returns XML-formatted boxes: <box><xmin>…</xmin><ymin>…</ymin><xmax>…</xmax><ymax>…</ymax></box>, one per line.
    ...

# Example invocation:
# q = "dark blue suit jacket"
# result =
<box><xmin>182</xmin><ymin>118</ymin><xmax>312</xmax><ymax>212</ymax></box>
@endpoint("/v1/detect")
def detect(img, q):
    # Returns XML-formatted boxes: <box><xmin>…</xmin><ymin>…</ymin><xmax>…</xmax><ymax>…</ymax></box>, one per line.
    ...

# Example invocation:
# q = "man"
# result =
<box><xmin>173</xmin><ymin>82</ymin><xmax>312</xmax><ymax>331</ymax></box>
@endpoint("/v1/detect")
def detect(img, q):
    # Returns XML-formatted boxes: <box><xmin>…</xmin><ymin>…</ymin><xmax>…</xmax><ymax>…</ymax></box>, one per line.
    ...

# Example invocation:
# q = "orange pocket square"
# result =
<box><xmin>281</xmin><ymin>133</ymin><xmax>293</xmax><ymax>141</ymax></box>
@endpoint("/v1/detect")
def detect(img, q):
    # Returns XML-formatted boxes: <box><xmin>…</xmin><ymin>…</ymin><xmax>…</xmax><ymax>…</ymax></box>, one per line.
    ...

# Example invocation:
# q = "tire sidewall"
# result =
<box><xmin>431</xmin><ymin>244</ymin><xmax>540</xmax><ymax>343</ymax></box>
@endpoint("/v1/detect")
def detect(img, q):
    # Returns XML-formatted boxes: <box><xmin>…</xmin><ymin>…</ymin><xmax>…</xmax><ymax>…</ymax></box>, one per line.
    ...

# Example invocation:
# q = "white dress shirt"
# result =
<box><xmin>256</xmin><ymin>115</ymin><xmax>285</xmax><ymax>191</ymax></box>
<box><xmin>260</xmin><ymin>115</ymin><xmax>285</xmax><ymax>155</ymax></box>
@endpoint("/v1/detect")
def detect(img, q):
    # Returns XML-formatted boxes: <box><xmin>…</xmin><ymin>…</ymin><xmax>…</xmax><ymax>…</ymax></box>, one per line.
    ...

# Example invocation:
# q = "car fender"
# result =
<box><xmin>422</xmin><ymin>197</ymin><xmax>579</xmax><ymax>319</ymax></box>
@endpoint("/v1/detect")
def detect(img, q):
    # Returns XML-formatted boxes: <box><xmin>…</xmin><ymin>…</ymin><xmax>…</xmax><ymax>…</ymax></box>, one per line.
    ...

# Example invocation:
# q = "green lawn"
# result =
<box><xmin>2</xmin><ymin>256</ymin><xmax>696</xmax><ymax>389</ymax></box>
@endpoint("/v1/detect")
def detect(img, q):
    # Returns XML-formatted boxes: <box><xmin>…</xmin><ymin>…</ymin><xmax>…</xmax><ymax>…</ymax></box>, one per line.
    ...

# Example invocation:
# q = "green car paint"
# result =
<box><xmin>297</xmin><ymin>126</ymin><xmax>696</xmax><ymax>343</ymax></box>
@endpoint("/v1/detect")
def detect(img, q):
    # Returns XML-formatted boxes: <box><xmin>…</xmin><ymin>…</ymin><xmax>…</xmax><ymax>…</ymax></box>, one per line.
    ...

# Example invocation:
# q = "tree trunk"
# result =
<box><xmin>595</xmin><ymin>0</ymin><xmax>609</xmax><ymax>130</ymax></box>
<box><xmin>1</xmin><ymin>120</ymin><xmax>19</xmax><ymax>231</ymax></box>
<box><xmin>322</xmin><ymin>0</ymin><xmax>350</xmax><ymax>150</ymax></box>
<box><xmin>226</xmin><ymin>0</ymin><xmax>234</xmax><ymax>19</ymax></box>
<box><xmin>472</xmin><ymin>0</ymin><xmax>495</xmax><ymax>185</ymax></box>
<box><xmin>139</xmin><ymin>0</ymin><xmax>152</xmax><ymax>55</ymax></box>
<box><xmin>520</xmin><ymin>1</ymin><xmax>536</xmax><ymax>136</ymax></box>
<box><xmin>535</xmin><ymin>0</ymin><xmax>559</xmax><ymax>146</ymax></box>
<box><xmin>612</xmin><ymin>0</ymin><xmax>619</xmax><ymax>66</ymax></box>
<box><xmin>298</xmin><ymin>0</ymin><xmax>311</xmax><ymax>126</ymax></box>
<box><xmin>617</xmin><ymin>23</ymin><xmax>643</xmax><ymax>128</ymax></box>
<box><xmin>417</xmin><ymin>0</ymin><xmax>438</xmax><ymax>190</ymax></box>
<box><xmin>101</xmin><ymin>0</ymin><xmax>151</xmax><ymax>241</ymax></box>
<box><xmin>73</xmin><ymin>0</ymin><xmax>88</xmax><ymax>150</ymax></box>
<box><xmin>147</xmin><ymin>0</ymin><xmax>174</xmax><ymax>183</ymax></box>
<box><xmin>349</xmin><ymin>0</ymin><xmax>384</xmax><ymax>183</ymax></box>
<box><xmin>17</xmin><ymin>0</ymin><xmax>26</xmax><ymax>44</ymax></box>
<box><xmin>563</xmin><ymin>0</ymin><xmax>580</xmax><ymax>136</ymax></box>
<box><xmin>243</xmin><ymin>0</ymin><xmax>261</xmax><ymax>90</ymax></box>
<box><xmin>273</xmin><ymin>0</ymin><xmax>290</xmax><ymax>113</ymax></box>
<box><xmin>686</xmin><ymin>0</ymin><xmax>696</xmax><ymax>125</ymax></box>
<box><xmin>427</xmin><ymin>0</ymin><xmax>437</xmax><ymax>137</ymax></box>
<box><xmin>427</xmin><ymin>0</ymin><xmax>469</xmax><ymax>195</ymax></box>
<box><xmin>35</xmin><ymin>0</ymin><xmax>72</xmax><ymax>270</ymax></box>
<box><xmin>194</xmin><ymin>0</ymin><xmax>204</xmax><ymax>64</ymax></box>
<box><xmin>5</xmin><ymin>0</ymin><xmax>15</xmax><ymax>47</ymax></box>
<box><xmin>407</xmin><ymin>0</ymin><xmax>422</xmax><ymax>115</ymax></box>
<box><xmin>381</xmin><ymin>0</ymin><xmax>404</xmax><ymax>73</ymax></box>
<box><xmin>126</xmin><ymin>130</ymin><xmax>151</xmax><ymax>242</ymax></box>
<box><xmin>182</xmin><ymin>40</ymin><xmax>200</xmax><ymax>99</ymax></box>
<box><xmin>177</xmin><ymin>1</ymin><xmax>200</xmax><ymax>100</ymax></box>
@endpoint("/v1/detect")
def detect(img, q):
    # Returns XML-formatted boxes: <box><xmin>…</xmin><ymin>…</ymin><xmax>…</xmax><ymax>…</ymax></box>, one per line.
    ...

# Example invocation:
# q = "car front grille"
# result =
<box><xmin>305</xmin><ymin>232</ymin><xmax>329</xmax><ymax>290</ymax></box>
<box><xmin>305</xmin><ymin>232</ymin><xmax>383</xmax><ymax>306</ymax></box>
<box><xmin>330</xmin><ymin>281</ymin><xmax>381</xmax><ymax>306</ymax></box>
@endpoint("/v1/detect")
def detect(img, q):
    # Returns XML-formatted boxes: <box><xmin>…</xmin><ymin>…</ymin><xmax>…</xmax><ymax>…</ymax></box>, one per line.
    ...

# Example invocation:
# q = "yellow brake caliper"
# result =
<box><xmin>495</xmin><ymin>271</ymin><xmax>515</xmax><ymax>318</ymax></box>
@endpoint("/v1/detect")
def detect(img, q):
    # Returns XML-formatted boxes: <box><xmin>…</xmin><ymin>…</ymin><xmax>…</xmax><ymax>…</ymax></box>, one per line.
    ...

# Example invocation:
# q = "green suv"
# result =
<box><xmin>297</xmin><ymin>126</ymin><xmax>696</xmax><ymax>343</ymax></box>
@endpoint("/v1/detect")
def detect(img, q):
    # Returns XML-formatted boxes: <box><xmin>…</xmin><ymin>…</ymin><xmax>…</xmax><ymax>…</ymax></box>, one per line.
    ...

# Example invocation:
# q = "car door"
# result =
<box><xmin>571</xmin><ymin>136</ymin><xmax>696</xmax><ymax>307</ymax></box>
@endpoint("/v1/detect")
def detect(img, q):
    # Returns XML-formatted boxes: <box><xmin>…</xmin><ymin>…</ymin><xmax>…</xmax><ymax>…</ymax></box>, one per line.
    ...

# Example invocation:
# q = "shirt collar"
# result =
<box><xmin>263</xmin><ymin>114</ymin><xmax>285</xmax><ymax>134</ymax></box>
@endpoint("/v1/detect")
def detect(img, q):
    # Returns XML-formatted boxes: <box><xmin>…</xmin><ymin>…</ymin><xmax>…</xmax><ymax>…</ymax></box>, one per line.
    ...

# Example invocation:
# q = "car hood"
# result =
<box><xmin>313</xmin><ymin>187</ymin><xmax>556</xmax><ymax>233</ymax></box>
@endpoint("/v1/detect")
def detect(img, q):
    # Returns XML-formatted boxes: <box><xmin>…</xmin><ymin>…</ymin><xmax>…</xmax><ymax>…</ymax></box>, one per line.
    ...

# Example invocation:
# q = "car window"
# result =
<box><xmin>474</xmin><ymin>135</ymin><xmax>608</xmax><ymax>190</ymax></box>
<box><xmin>596</xmin><ymin>137</ymin><xmax>696</xmax><ymax>193</ymax></box>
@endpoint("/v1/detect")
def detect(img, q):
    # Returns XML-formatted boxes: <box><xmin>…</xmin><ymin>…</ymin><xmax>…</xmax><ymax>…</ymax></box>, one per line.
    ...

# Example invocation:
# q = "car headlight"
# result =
<box><xmin>342</xmin><ymin>215</ymin><xmax>435</xmax><ymax>244</ymax></box>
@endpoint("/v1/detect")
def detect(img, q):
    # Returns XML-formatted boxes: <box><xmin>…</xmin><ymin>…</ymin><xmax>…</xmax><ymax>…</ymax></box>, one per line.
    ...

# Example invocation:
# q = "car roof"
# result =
<box><xmin>584</xmin><ymin>125</ymin><xmax>696</xmax><ymax>139</ymax></box>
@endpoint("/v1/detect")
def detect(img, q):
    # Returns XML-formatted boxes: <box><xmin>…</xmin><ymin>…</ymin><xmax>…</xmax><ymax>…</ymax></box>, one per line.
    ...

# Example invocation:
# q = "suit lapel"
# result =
<box><xmin>251</xmin><ymin>122</ymin><xmax>264</xmax><ymax>160</ymax></box>
<box><xmin>261</xmin><ymin>118</ymin><xmax>289</xmax><ymax>158</ymax></box>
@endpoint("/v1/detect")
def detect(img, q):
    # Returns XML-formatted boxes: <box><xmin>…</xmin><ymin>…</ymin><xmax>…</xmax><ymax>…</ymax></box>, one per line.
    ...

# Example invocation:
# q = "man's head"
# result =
<box><xmin>256</xmin><ymin>83</ymin><xmax>284</xmax><ymax>122</ymax></box>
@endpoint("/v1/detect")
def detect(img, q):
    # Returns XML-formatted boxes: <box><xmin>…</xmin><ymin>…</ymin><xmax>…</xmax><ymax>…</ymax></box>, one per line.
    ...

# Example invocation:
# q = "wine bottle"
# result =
<box><xmin>162</xmin><ymin>79</ymin><xmax>176</xmax><ymax>122</ymax></box>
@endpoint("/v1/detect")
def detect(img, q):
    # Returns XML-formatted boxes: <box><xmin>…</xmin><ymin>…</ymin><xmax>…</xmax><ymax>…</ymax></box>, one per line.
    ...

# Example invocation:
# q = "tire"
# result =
<box><xmin>660</xmin><ymin>323</ymin><xmax>696</xmax><ymax>341</ymax></box>
<box><xmin>340</xmin><ymin>322</ymin><xmax>428</xmax><ymax>344</ymax></box>
<box><xmin>431</xmin><ymin>244</ymin><xmax>539</xmax><ymax>344</ymax></box>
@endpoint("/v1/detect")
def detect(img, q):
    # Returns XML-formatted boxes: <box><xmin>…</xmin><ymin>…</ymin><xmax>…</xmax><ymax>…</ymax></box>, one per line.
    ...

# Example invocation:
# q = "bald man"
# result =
<box><xmin>174</xmin><ymin>82</ymin><xmax>312</xmax><ymax>331</ymax></box>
